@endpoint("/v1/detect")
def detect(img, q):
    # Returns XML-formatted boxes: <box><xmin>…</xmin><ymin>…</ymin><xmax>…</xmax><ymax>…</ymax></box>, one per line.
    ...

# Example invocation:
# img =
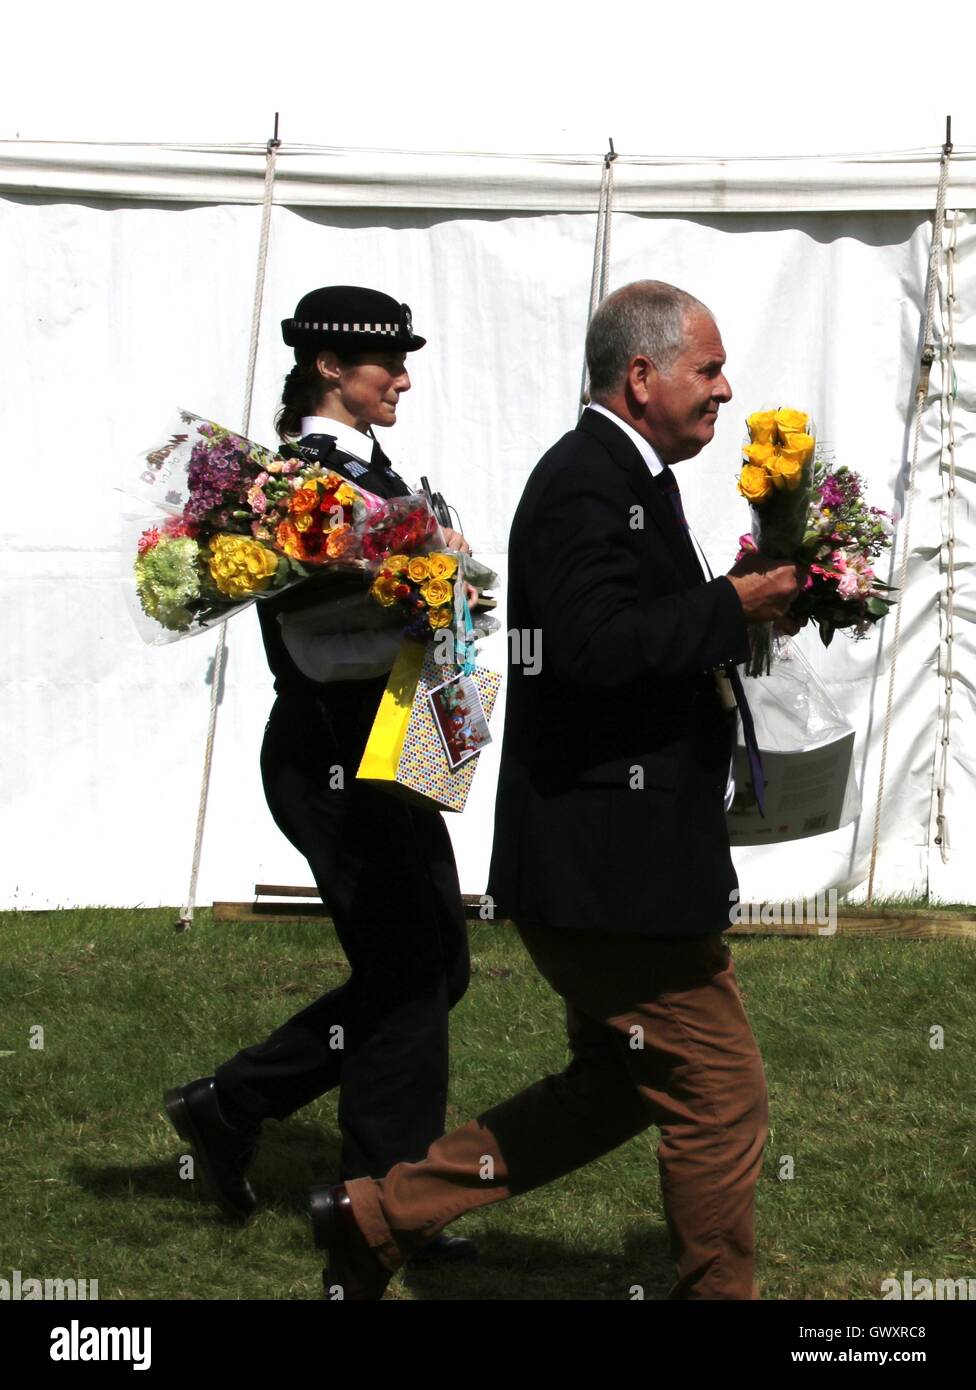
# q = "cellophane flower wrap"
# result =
<box><xmin>735</xmin><ymin>407</ymin><xmax>895</xmax><ymax>675</ymax></box>
<box><xmin>122</xmin><ymin>409</ymin><xmax>447</xmax><ymax>644</ymax></box>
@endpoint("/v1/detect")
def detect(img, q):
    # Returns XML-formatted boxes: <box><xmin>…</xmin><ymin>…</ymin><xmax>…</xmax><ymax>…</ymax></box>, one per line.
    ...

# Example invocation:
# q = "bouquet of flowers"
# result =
<box><xmin>736</xmin><ymin>407</ymin><xmax>896</xmax><ymax>675</ymax></box>
<box><xmin>124</xmin><ymin>410</ymin><xmax>445</xmax><ymax>643</ymax></box>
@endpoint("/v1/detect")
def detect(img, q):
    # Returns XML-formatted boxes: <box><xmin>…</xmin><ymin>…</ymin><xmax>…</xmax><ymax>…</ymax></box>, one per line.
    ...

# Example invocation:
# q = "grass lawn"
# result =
<box><xmin>1</xmin><ymin>907</ymin><xmax>974</xmax><ymax>1301</ymax></box>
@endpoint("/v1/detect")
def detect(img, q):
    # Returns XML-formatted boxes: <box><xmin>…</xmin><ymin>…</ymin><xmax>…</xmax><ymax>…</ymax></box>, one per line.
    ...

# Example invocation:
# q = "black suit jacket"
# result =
<box><xmin>486</xmin><ymin>407</ymin><xmax>750</xmax><ymax>936</ymax></box>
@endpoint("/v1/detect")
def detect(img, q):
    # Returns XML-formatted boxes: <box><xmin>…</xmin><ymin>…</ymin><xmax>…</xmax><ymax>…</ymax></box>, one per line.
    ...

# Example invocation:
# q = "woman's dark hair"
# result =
<box><xmin>275</xmin><ymin>347</ymin><xmax>324</xmax><ymax>441</ymax></box>
<box><xmin>275</xmin><ymin>344</ymin><xmax>364</xmax><ymax>439</ymax></box>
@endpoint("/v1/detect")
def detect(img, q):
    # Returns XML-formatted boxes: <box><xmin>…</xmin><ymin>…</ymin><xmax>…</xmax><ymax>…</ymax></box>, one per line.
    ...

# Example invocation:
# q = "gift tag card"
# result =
<box><xmin>427</xmin><ymin>672</ymin><xmax>493</xmax><ymax>770</ymax></box>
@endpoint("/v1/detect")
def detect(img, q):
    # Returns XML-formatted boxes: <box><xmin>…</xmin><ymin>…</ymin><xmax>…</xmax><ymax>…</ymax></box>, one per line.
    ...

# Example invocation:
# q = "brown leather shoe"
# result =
<box><xmin>310</xmin><ymin>1184</ymin><xmax>391</xmax><ymax>1301</ymax></box>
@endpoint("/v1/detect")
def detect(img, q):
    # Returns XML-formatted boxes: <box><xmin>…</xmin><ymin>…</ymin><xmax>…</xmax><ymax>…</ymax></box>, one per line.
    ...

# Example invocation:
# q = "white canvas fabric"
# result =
<box><xmin>2</xmin><ymin>141</ymin><xmax>975</xmax><ymax>212</ymax></box>
<box><xmin>1</xmin><ymin>144</ymin><xmax>972</xmax><ymax>910</ymax></box>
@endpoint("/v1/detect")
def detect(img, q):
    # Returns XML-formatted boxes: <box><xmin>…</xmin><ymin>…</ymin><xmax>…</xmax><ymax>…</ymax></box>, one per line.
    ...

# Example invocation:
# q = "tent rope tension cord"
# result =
<box><xmin>176</xmin><ymin>117</ymin><xmax>281</xmax><ymax>932</ymax></box>
<box><xmin>578</xmin><ymin>138</ymin><xmax>618</xmax><ymax>418</ymax></box>
<box><xmin>933</xmin><ymin>203</ymin><xmax>959</xmax><ymax>867</ymax></box>
<box><xmin>867</xmin><ymin>122</ymin><xmax>953</xmax><ymax>905</ymax></box>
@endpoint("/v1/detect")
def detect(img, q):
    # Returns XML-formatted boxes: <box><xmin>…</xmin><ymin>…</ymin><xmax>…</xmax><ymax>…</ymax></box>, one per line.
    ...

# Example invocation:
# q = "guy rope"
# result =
<box><xmin>866</xmin><ymin>125</ymin><xmax>954</xmax><ymax>904</ymax></box>
<box><xmin>578</xmin><ymin>139</ymin><xmax>618</xmax><ymax>417</ymax></box>
<box><xmin>176</xmin><ymin>118</ymin><xmax>281</xmax><ymax>930</ymax></box>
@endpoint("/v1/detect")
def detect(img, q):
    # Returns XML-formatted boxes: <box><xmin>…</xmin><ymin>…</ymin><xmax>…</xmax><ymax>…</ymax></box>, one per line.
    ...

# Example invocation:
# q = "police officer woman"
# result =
<box><xmin>165</xmin><ymin>286</ymin><xmax>475</xmax><ymax>1264</ymax></box>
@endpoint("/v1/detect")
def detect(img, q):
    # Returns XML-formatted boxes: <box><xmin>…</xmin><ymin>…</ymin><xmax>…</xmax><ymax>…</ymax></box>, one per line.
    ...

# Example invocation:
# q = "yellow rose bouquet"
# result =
<box><xmin>735</xmin><ymin>406</ymin><xmax>818</xmax><ymax>675</ymax></box>
<box><xmin>369</xmin><ymin>551</ymin><xmax>461</xmax><ymax>639</ymax></box>
<box><xmin>737</xmin><ymin>408</ymin><xmax>816</xmax><ymax>507</ymax></box>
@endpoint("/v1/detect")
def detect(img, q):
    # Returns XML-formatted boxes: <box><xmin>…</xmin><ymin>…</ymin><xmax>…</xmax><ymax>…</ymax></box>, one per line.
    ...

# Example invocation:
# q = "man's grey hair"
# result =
<box><xmin>585</xmin><ymin>281</ymin><xmax>713</xmax><ymax>399</ymax></box>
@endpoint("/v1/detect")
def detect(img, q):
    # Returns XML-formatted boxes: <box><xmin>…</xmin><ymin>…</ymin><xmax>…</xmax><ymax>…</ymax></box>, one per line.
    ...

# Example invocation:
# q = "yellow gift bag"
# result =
<box><xmin>357</xmin><ymin>637</ymin><xmax>501</xmax><ymax>812</ymax></box>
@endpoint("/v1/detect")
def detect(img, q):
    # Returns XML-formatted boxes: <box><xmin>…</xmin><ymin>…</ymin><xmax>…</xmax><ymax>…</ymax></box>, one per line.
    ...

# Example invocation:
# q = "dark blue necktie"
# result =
<box><xmin>723</xmin><ymin>663</ymin><xmax>766</xmax><ymax>818</ymax></box>
<box><xmin>655</xmin><ymin>465</ymin><xmax>696</xmax><ymax>559</ymax></box>
<box><xmin>655</xmin><ymin>465</ymin><xmax>766</xmax><ymax>817</ymax></box>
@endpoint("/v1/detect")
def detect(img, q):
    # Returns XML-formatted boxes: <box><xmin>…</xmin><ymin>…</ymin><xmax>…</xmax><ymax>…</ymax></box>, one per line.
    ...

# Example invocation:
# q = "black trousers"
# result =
<box><xmin>215</xmin><ymin>688</ymin><xmax>470</xmax><ymax>1181</ymax></box>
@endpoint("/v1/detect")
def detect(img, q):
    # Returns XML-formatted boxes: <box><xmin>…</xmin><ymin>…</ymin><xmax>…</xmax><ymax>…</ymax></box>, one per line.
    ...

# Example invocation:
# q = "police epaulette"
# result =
<box><xmin>288</xmin><ymin>441</ymin><xmax>325</xmax><ymax>462</ymax></box>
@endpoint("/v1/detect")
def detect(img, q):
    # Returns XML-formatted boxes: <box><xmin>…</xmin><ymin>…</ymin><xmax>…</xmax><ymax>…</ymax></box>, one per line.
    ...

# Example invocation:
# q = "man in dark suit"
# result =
<box><xmin>308</xmin><ymin>280</ymin><xmax>801</xmax><ymax>1299</ymax></box>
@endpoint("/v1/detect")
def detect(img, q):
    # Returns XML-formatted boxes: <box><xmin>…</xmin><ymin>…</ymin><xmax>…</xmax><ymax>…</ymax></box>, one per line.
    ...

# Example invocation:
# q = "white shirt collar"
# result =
<box><xmin>299</xmin><ymin>416</ymin><xmax>378</xmax><ymax>466</ymax></box>
<box><xmin>587</xmin><ymin>403</ymin><xmax>713</xmax><ymax>581</ymax></box>
<box><xmin>586</xmin><ymin>402</ymin><xmax>664</xmax><ymax>476</ymax></box>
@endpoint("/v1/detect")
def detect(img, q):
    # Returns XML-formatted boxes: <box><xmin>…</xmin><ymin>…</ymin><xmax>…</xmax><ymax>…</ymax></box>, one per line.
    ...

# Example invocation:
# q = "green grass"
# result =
<box><xmin>1</xmin><ymin>908</ymin><xmax>974</xmax><ymax>1300</ymax></box>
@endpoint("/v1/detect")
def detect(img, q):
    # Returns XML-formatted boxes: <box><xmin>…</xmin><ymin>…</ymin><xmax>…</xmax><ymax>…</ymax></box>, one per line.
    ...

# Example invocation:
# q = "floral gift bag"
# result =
<box><xmin>357</xmin><ymin>630</ymin><xmax>501</xmax><ymax>813</ymax></box>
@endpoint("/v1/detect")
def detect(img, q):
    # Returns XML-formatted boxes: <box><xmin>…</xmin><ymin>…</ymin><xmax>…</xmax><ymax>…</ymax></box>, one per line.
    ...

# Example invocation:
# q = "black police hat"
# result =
<box><xmin>281</xmin><ymin>285</ymin><xmax>426</xmax><ymax>353</ymax></box>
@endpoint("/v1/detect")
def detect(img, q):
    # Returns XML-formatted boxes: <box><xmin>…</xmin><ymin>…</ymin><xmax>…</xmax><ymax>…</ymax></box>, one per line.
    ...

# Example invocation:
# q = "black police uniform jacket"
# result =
<box><xmin>486</xmin><ymin>406</ymin><xmax>750</xmax><ymax>937</ymax></box>
<box><xmin>255</xmin><ymin>432</ymin><xmax>466</xmax><ymax>942</ymax></box>
<box><xmin>257</xmin><ymin>431</ymin><xmax>410</xmax><ymax>729</ymax></box>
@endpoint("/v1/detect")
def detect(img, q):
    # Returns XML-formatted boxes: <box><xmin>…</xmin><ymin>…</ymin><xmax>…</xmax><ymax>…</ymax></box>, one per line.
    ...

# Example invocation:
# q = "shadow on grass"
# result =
<box><xmin>253</xmin><ymin>1120</ymin><xmax>342</xmax><ymax>1212</ymax></box>
<box><xmin>69</xmin><ymin>1118</ymin><xmax>344</xmax><ymax>1220</ymax></box>
<box><xmin>402</xmin><ymin>1224</ymin><xmax>675</xmax><ymax>1301</ymax></box>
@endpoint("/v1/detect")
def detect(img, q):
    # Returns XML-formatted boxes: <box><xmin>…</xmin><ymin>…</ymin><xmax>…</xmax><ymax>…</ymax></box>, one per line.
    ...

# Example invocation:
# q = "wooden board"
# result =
<box><xmin>728</xmin><ymin>911</ymin><xmax>976</xmax><ymax>940</ymax></box>
<box><xmin>213</xmin><ymin>901</ymin><xmax>331</xmax><ymax>924</ymax></box>
<box><xmin>213</xmin><ymin>895</ymin><xmax>976</xmax><ymax>940</ymax></box>
<box><xmin>253</xmin><ymin>884</ymin><xmax>320</xmax><ymax>898</ymax></box>
<box><xmin>213</xmin><ymin>892</ymin><xmax>491</xmax><ymax>925</ymax></box>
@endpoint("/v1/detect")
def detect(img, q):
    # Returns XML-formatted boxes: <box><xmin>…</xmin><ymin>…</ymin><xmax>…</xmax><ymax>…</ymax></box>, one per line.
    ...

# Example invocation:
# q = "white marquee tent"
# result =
<box><xmin>2</xmin><ymin>138</ymin><xmax>973</xmax><ymax>911</ymax></box>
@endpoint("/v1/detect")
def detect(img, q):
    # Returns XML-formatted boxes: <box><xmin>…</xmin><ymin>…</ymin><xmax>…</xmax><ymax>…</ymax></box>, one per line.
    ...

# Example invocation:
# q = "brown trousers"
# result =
<box><xmin>346</xmin><ymin>923</ymin><xmax>768</xmax><ymax>1299</ymax></box>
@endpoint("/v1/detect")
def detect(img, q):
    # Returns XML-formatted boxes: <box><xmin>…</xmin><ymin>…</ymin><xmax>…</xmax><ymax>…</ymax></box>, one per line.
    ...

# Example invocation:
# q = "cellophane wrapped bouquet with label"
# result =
<box><xmin>735</xmin><ymin>406</ymin><xmax>896</xmax><ymax>676</ymax></box>
<box><xmin>122</xmin><ymin>409</ymin><xmax>495</xmax><ymax>645</ymax></box>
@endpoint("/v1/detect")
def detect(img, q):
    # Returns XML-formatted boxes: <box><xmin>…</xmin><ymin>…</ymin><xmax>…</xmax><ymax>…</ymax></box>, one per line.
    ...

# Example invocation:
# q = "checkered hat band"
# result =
<box><xmin>293</xmin><ymin>321</ymin><xmax>400</xmax><ymax>334</ymax></box>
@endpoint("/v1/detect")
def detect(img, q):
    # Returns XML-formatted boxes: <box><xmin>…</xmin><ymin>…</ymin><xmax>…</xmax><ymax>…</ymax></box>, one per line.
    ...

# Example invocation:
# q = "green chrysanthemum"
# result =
<box><xmin>135</xmin><ymin>536</ymin><xmax>201</xmax><ymax>631</ymax></box>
